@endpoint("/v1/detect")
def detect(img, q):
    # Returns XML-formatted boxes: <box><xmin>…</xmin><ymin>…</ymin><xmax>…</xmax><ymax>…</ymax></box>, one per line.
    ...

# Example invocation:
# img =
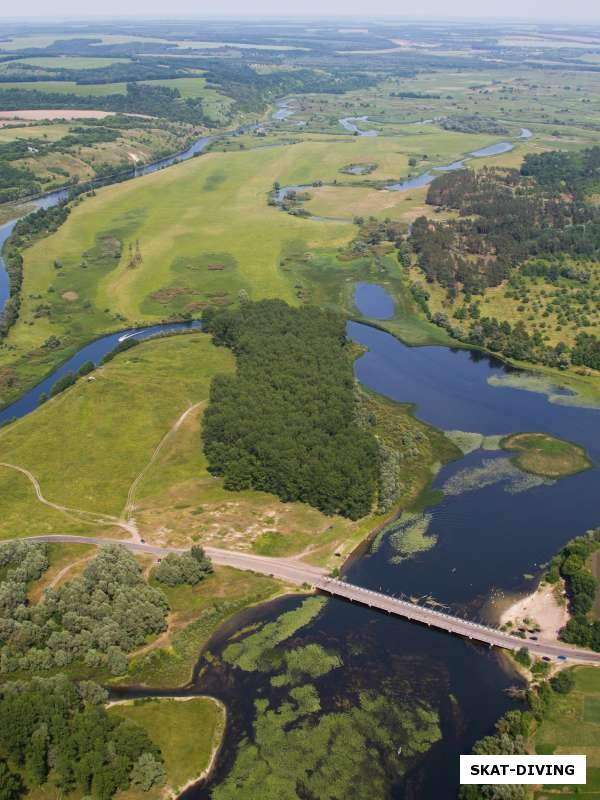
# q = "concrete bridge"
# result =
<box><xmin>17</xmin><ymin>535</ymin><xmax>600</xmax><ymax>665</ymax></box>
<box><xmin>316</xmin><ymin>576</ymin><xmax>600</xmax><ymax>665</ymax></box>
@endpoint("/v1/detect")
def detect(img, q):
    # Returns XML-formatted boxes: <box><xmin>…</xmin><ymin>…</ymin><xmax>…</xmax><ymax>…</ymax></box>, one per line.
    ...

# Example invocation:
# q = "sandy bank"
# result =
<box><xmin>500</xmin><ymin>580</ymin><xmax>569</xmax><ymax>641</ymax></box>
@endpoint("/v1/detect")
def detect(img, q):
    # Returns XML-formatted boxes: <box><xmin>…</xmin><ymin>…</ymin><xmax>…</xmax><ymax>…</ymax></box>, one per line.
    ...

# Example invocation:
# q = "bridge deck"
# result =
<box><xmin>316</xmin><ymin>577</ymin><xmax>600</xmax><ymax>665</ymax></box>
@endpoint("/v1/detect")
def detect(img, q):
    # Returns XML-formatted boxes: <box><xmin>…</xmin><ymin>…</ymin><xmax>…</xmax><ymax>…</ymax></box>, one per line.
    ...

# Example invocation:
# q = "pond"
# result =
<box><xmin>354</xmin><ymin>281</ymin><xmax>396</xmax><ymax>319</ymax></box>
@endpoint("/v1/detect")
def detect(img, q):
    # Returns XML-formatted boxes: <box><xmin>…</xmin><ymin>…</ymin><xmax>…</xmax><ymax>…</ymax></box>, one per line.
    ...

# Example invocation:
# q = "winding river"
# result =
<box><xmin>2</xmin><ymin>115</ymin><xmax>596</xmax><ymax>799</ymax></box>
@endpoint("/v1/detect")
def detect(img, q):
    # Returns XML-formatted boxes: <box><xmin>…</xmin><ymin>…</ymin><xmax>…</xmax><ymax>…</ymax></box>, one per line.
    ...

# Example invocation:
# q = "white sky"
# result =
<box><xmin>1</xmin><ymin>0</ymin><xmax>599</xmax><ymax>23</ymax></box>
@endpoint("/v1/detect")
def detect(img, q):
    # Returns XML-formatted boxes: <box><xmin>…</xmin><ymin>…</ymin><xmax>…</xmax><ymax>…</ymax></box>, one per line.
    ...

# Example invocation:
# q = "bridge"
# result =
<box><xmin>18</xmin><ymin>535</ymin><xmax>600</xmax><ymax>665</ymax></box>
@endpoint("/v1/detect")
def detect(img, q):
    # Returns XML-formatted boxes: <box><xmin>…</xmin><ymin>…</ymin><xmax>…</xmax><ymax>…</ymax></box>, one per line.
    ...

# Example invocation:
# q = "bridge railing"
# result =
<box><xmin>317</xmin><ymin>577</ymin><xmax>521</xmax><ymax>639</ymax></box>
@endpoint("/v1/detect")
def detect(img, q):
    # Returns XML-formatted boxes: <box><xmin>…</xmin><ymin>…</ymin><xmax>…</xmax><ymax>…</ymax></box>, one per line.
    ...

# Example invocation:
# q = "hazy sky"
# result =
<box><xmin>2</xmin><ymin>0</ymin><xmax>600</xmax><ymax>22</ymax></box>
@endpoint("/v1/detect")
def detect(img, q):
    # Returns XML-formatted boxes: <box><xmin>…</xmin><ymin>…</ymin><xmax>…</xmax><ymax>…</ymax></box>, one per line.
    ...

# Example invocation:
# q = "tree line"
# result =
<box><xmin>0</xmin><ymin>81</ymin><xmax>210</xmax><ymax>125</ymax></box>
<box><xmin>545</xmin><ymin>528</ymin><xmax>600</xmax><ymax>651</ymax></box>
<box><xmin>0</xmin><ymin>202</ymin><xmax>70</xmax><ymax>340</ymax></box>
<box><xmin>0</xmin><ymin>675</ymin><xmax>165</xmax><ymax>800</ymax></box>
<box><xmin>0</xmin><ymin>542</ymin><xmax>212</xmax><ymax>676</ymax></box>
<box><xmin>459</xmin><ymin>670</ymin><xmax>576</xmax><ymax>800</ymax></box>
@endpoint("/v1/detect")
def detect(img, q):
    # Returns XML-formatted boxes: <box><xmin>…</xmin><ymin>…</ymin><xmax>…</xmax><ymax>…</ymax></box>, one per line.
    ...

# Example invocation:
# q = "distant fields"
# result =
<box><xmin>7</xmin><ymin>56</ymin><xmax>131</xmax><ymax>69</ymax></box>
<box><xmin>0</xmin><ymin>80</ymin><xmax>130</xmax><ymax>96</ymax></box>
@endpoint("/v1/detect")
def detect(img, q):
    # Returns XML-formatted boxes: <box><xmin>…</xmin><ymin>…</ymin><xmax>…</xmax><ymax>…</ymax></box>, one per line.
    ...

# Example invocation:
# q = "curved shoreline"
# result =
<box><xmin>108</xmin><ymin>694</ymin><xmax>227</xmax><ymax>799</ymax></box>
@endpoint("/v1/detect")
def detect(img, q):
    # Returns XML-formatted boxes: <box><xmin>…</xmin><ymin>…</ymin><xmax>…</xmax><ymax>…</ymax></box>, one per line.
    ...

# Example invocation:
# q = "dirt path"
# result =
<box><xmin>122</xmin><ymin>402</ymin><xmax>203</xmax><ymax>527</ymax></box>
<box><xmin>0</xmin><ymin>462</ymin><xmax>138</xmax><ymax>538</ymax></box>
<box><xmin>0</xmin><ymin>404</ymin><xmax>203</xmax><ymax>546</ymax></box>
<box><xmin>47</xmin><ymin>554</ymin><xmax>93</xmax><ymax>590</ymax></box>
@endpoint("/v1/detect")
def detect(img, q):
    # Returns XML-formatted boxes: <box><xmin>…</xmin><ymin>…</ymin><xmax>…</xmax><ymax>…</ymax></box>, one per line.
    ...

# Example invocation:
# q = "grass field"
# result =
<box><xmin>0</xmin><ymin>122</ymin><xmax>74</xmax><ymax>142</ymax></box>
<box><xmin>0</xmin><ymin>334</ymin><xmax>234</xmax><ymax>530</ymax></box>
<box><xmin>109</xmin><ymin>696</ymin><xmax>225</xmax><ymax>795</ymax></box>
<box><xmin>0</xmin><ymin>331</ymin><xmax>444</xmax><ymax>568</ymax></box>
<box><xmin>0</xmin><ymin>326</ymin><xmax>460</xmax><ymax>572</ymax></box>
<box><xmin>2</xmin><ymin>131</ymin><xmax>503</xmax><ymax>403</ymax></box>
<box><xmin>0</xmin><ymin>141</ymin><xmax>353</xmax><ymax>400</ymax></box>
<box><xmin>0</xmin><ymin>80</ymin><xmax>131</xmax><ymax>96</ymax></box>
<box><xmin>533</xmin><ymin>668</ymin><xmax>600</xmax><ymax>798</ymax></box>
<box><xmin>502</xmin><ymin>432</ymin><xmax>594</xmax><ymax>478</ymax></box>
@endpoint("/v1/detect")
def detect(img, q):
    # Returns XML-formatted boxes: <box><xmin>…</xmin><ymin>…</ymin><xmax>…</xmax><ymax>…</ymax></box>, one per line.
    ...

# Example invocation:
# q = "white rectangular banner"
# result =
<box><xmin>460</xmin><ymin>755</ymin><xmax>586</xmax><ymax>784</ymax></box>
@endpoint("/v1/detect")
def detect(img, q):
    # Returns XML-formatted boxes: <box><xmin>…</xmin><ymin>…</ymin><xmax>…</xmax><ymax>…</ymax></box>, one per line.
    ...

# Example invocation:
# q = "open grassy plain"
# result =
<box><xmin>4</xmin><ymin>131</ymin><xmax>498</xmax><ymax>403</ymax></box>
<box><xmin>109</xmin><ymin>696</ymin><xmax>225</xmax><ymax>796</ymax></box>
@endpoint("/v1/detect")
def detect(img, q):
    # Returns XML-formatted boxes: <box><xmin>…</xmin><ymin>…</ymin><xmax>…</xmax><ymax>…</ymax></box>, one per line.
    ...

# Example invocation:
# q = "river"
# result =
<box><xmin>385</xmin><ymin>130</ymin><xmax>531</xmax><ymax>191</ymax></box>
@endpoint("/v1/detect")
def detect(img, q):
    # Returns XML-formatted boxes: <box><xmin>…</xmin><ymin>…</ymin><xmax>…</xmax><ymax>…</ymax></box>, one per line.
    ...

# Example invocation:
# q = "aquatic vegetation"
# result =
<box><xmin>386</xmin><ymin>512</ymin><xmax>438</xmax><ymax>564</ymax></box>
<box><xmin>212</xmin><ymin>684</ymin><xmax>441</xmax><ymax>800</ymax></box>
<box><xmin>445</xmin><ymin>430</ymin><xmax>484</xmax><ymax>454</ymax></box>
<box><xmin>223</xmin><ymin>597</ymin><xmax>326</xmax><ymax>672</ymax></box>
<box><xmin>445</xmin><ymin>430</ymin><xmax>503</xmax><ymax>455</ymax></box>
<box><xmin>443</xmin><ymin>457</ymin><xmax>554</xmax><ymax>497</ymax></box>
<box><xmin>488</xmin><ymin>373</ymin><xmax>600</xmax><ymax>409</ymax></box>
<box><xmin>271</xmin><ymin>643</ymin><xmax>342</xmax><ymax>687</ymax></box>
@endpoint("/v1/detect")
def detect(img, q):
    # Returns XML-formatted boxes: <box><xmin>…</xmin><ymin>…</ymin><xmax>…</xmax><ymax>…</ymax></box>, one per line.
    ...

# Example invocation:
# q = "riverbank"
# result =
<box><xmin>498</xmin><ymin>581</ymin><xmax>569</xmax><ymax>642</ymax></box>
<box><xmin>108</xmin><ymin>695</ymin><xmax>226</xmax><ymax>799</ymax></box>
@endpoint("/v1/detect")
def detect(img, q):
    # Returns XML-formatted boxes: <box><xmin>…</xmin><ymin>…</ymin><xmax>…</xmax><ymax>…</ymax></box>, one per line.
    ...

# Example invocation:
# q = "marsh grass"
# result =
<box><xmin>223</xmin><ymin>597</ymin><xmax>326</xmax><ymax>672</ymax></box>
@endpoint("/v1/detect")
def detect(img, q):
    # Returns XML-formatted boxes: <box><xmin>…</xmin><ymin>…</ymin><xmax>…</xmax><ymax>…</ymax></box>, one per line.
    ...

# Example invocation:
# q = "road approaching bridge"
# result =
<box><xmin>17</xmin><ymin>535</ymin><xmax>600</xmax><ymax>665</ymax></box>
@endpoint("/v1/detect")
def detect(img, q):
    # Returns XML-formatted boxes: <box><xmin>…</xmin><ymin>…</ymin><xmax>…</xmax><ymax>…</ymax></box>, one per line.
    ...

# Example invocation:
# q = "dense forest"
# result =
<box><xmin>521</xmin><ymin>146</ymin><xmax>600</xmax><ymax>194</ymax></box>
<box><xmin>441</xmin><ymin>115</ymin><xmax>509</xmax><ymax>135</ymax></box>
<box><xmin>0</xmin><ymin>543</ymin><xmax>168</xmax><ymax>675</ymax></box>
<box><xmin>202</xmin><ymin>299</ymin><xmax>379</xmax><ymax>519</ymax></box>
<box><xmin>0</xmin><ymin>675</ymin><xmax>165</xmax><ymax>799</ymax></box>
<box><xmin>0</xmin><ymin>542</ymin><xmax>213</xmax><ymax>676</ymax></box>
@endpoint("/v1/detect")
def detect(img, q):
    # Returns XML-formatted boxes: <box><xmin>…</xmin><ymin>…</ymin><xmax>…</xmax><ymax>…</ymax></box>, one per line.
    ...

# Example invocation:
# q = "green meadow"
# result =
<box><xmin>534</xmin><ymin>668</ymin><xmax>600</xmax><ymax>799</ymax></box>
<box><xmin>0</xmin><ymin>333</ymin><xmax>411</xmax><ymax>568</ymax></box>
<box><xmin>1</xmin><ymin>131</ymin><xmax>496</xmax><ymax>403</ymax></box>
<box><xmin>109</xmin><ymin>696</ymin><xmax>225</xmax><ymax>795</ymax></box>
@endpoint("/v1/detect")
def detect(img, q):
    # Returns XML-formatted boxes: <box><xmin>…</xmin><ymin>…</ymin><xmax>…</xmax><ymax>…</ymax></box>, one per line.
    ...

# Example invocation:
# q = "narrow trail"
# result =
<box><xmin>47</xmin><ymin>554</ymin><xmax>93</xmax><ymax>590</ymax></box>
<box><xmin>122</xmin><ymin>402</ymin><xmax>203</xmax><ymax>536</ymax></box>
<box><xmin>0</xmin><ymin>403</ymin><xmax>203</xmax><ymax>546</ymax></box>
<box><xmin>0</xmin><ymin>462</ymin><xmax>125</xmax><ymax>530</ymax></box>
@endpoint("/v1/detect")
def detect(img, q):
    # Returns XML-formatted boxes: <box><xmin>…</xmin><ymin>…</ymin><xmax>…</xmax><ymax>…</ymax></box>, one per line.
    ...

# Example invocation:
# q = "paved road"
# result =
<box><xmin>18</xmin><ymin>535</ymin><xmax>600</xmax><ymax>664</ymax></box>
<box><xmin>22</xmin><ymin>535</ymin><xmax>328</xmax><ymax>586</ymax></box>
